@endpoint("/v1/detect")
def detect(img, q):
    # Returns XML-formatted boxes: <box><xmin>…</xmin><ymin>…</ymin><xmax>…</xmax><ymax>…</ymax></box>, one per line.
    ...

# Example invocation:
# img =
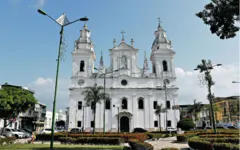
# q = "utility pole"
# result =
<box><xmin>194</xmin><ymin>59</ymin><xmax>222</xmax><ymax>134</ymax></box>
<box><xmin>163</xmin><ymin>79</ymin><xmax>170</xmax><ymax>131</ymax></box>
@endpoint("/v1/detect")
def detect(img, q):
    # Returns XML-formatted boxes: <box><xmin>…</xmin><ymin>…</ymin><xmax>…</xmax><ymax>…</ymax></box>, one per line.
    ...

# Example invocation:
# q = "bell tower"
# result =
<box><xmin>150</xmin><ymin>19</ymin><xmax>176</xmax><ymax>78</ymax></box>
<box><xmin>72</xmin><ymin>23</ymin><xmax>96</xmax><ymax>78</ymax></box>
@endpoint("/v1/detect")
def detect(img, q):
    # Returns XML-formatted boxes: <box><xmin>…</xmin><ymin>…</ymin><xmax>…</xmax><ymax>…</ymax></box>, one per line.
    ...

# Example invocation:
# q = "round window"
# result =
<box><xmin>121</xmin><ymin>80</ymin><xmax>128</xmax><ymax>86</ymax></box>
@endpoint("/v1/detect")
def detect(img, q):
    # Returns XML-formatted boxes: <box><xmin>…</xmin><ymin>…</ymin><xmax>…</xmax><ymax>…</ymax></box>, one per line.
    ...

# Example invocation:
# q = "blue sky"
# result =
<box><xmin>0</xmin><ymin>0</ymin><xmax>239</xmax><ymax>111</ymax></box>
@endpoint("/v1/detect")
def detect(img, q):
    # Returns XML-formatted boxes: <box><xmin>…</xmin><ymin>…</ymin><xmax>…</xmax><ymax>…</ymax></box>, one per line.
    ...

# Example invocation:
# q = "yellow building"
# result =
<box><xmin>214</xmin><ymin>96</ymin><xmax>240</xmax><ymax>125</ymax></box>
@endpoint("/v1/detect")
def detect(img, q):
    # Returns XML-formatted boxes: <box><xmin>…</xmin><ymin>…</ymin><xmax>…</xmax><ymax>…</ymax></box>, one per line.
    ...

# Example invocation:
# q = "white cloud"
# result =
<box><xmin>28</xmin><ymin>0</ymin><xmax>46</xmax><ymax>8</ymax></box>
<box><xmin>27</xmin><ymin>77</ymin><xmax>70</xmax><ymax>111</ymax></box>
<box><xmin>175</xmin><ymin>64</ymin><xmax>240</xmax><ymax>105</ymax></box>
<box><xmin>25</xmin><ymin>64</ymin><xmax>239</xmax><ymax>111</ymax></box>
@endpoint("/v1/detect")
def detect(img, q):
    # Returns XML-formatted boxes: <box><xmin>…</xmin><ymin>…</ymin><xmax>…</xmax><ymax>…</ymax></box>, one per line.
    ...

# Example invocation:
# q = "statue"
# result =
<box><xmin>121</xmin><ymin>55</ymin><xmax>127</xmax><ymax>69</ymax></box>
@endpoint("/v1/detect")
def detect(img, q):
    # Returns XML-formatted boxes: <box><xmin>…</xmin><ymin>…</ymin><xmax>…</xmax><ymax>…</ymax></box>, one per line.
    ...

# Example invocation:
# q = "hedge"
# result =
<box><xmin>58</xmin><ymin>137</ymin><xmax>124</xmax><ymax>145</ymax></box>
<box><xmin>185</xmin><ymin>129</ymin><xmax>239</xmax><ymax>134</ymax></box>
<box><xmin>147</xmin><ymin>133</ymin><xmax>175</xmax><ymax>139</ymax></box>
<box><xmin>176</xmin><ymin>133</ymin><xmax>197</xmax><ymax>142</ymax></box>
<box><xmin>0</xmin><ymin>137</ymin><xmax>16</xmax><ymax>145</ymax></box>
<box><xmin>161</xmin><ymin>148</ymin><xmax>179</xmax><ymax>150</ymax></box>
<box><xmin>188</xmin><ymin>137</ymin><xmax>240</xmax><ymax>150</ymax></box>
<box><xmin>128</xmin><ymin>139</ymin><xmax>153</xmax><ymax>150</ymax></box>
<box><xmin>198</xmin><ymin>134</ymin><xmax>238</xmax><ymax>138</ymax></box>
<box><xmin>36</xmin><ymin>133</ymin><xmax>147</xmax><ymax>142</ymax></box>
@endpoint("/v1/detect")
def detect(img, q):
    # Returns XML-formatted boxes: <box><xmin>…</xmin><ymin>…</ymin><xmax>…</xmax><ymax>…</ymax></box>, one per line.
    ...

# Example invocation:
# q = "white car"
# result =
<box><xmin>166</xmin><ymin>127</ymin><xmax>177</xmax><ymax>132</ymax></box>
<box><xmin>40</xmin><ymin>128</ymin><xmax>58</xmax><ymax>134</ymax></box>
<box><xmin>3</xmin><ymin>128</ymin><xmax>25</xmax><ymax>138</ymax></box>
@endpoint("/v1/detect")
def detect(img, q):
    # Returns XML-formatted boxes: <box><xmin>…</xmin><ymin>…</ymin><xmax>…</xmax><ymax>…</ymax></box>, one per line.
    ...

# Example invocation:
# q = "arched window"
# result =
<box><xmin>138</xmin><ymin>98</ymin><xmax>144</xmax><ymax>109</ymax></box>
<box><xmin>122</xmin><ymin>98</ymin><xmax>128</xmax><ymax>109</ymax></box>
<box><xmin>162</xmin><ymin>60</ymin><xmax>168</xmax><ymax>72</ymax></box>
<box><xmin>105</xmin><ymin>99</ymin><xmax>110</xmax><ymax>110</ymax></box>
<box><xmin>80</xmin><ymin>61</ymin><xmax>85</xmax><ymax>72</ymax></box>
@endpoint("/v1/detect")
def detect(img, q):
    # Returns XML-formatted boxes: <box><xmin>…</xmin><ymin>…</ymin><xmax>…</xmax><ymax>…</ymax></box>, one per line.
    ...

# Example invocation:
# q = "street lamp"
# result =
<box><xmin>113</xmin><ymin>104</ymin><xmax>123</xmax><ymax>133</ymax></box>
<box><xmin>37</xmin><ymin>9</ymin><xmax>88</xmax><ymax>149</ymax></box>
<box><xmin>94</xmin><ymin>67</ymin><xmax>123</xmax><ymax>134</ymax></box>
<box><xmin>194</xmin><ymin>60</ymin><xmax>222</xmax><ymax>134</ymax></box>
<box><xmin>163</xmin><ymin>79</ymin><xmax>170</xmax><ymax>131</ymax></box>
<box><xmin>82</xmin><ymin>106</ymin><xmax>88</xmax><ymax>132</ymax></box>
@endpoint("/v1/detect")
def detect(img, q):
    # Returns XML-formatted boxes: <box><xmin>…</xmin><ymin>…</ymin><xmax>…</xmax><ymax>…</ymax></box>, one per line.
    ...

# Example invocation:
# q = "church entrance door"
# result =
<box><xmin>120</xmin><ymin>116</ymin><xmax>129</xmax><ymax>132</ymax></box>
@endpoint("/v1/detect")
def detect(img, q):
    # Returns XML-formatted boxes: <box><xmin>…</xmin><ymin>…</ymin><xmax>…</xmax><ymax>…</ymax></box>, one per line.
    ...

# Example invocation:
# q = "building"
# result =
<box><xmin>179</xmin><ymin>104</ymin><xmax>210</xmax><ymax>128</ymax></box>
<box><xmin>214</xmin><ymin>96</ymin><xmax>240</xmax><ymax>125</ymax></box>
<box><xmin>0</xmin><ymin>83</ymin><xmax>46</xmax><ymax>132</ymax></box>
<box><xmin>45</xmin><ymin>110</ymin><xmax>67</xmax><ymax>129</ymax></box>
<box><xmin>68</xmin><ymin>21</ymin><xmax>179</xmax><ymax>132</ymax></box>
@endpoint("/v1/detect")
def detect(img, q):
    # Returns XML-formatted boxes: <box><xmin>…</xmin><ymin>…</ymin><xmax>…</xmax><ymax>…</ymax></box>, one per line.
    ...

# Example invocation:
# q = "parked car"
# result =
<box><xmin>17</xmin><ymin>129</ymin><xmax>31</xmax><ymax>138</ymax></box>
<box><xmin>133</xmin><ymin>128</ymin><xmax>147</xmax><ymax>133</ymax></box>
<box><xmin>227</xmin><ymin>126</ymin><xmax>239</xmax><ymax>129</ymax></box>
<box><xmin>70</xmin><ymin>128</ymin><xmax>82</xmax><ymax>134</ymax></box>
<box><xmin>3</xmin><ymin>128</ymin><xmax>25</xmax><ymax>138</ymax></box>
<box><xmin>216</xmin><ymin>126</ymin><xmax>228</xmax><ymax>129</ymax></box>
<box><xmin>166</xmin><ymin>127</ymin><xmax>177</xmax><ymax>132</ymax></box>
<box><xmin>40</xmin><ymin>128</ymin><xmax>52</xmax><ymax>134</ymax></box>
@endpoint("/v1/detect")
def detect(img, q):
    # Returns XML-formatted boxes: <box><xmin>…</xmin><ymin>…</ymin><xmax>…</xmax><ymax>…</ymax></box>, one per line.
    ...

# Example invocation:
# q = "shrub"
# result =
<box><xmin>147</xmin><ymin>133</ymin><xmax>163</xmax><ymax>139</ymax></box>
<box><xmin>176</xmin><ymin>135</ymin><xmax>187</xmax><ymax>142</ymax></box>
<box><xmin>36</xmin><ymin>133</ymin><xmax>147</xmax><ymax>142</ymax></box>
<box><xmin>177</xmin><ymin>118</ymin><xmax>195</xmax><ymax>131</ymax></box>
<box><xmin>36</xmin><ymin>133</ymin><xmax>66</xmax><ymax>141</ymax></box>
<box><xmin>161</xmin><ymin>148</ymin><xmax>179</xmax><ymax>150</ymax></box>
<box><xmin>133</xmin><ymin>128</ymin><xmax>147</xmax><ymax>133</ymax></box>
<box><xmin>198</xmin><ymin>134</ymin><xmax>238</xmax><ymax>138</ymax></box>
<box><xmin>0</xmin><ymin>137</ymin><xmax>16</xmax><ymax>145</ymax></box>
<box><xmin>188</xmin><ymin>137</ymin><xmax>240</xmax><ymax>150</ymax></box>
<box><xmin>58</xmin><ymin>137</ymin><xmax>124</xmax><ymax>145</ymax></box>
<box><xmin>129</xmin><ymin>139</ymin><xmax>153</xmax><ymax>150</ymax></box>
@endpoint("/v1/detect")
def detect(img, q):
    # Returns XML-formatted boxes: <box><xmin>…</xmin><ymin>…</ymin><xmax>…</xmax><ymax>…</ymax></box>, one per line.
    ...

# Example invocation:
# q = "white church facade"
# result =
<box><xmin>68</xmin><ymin>21</ymin><xmax>180</xmax><ymax>132</ymax></box>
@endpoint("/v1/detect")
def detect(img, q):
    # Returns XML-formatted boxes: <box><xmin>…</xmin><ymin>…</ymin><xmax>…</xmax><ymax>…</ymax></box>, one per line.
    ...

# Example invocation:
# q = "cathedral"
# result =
<box><xmin>68</xmin><ymin>21</ymin><xmax>180</xmax><ymax>132</ymax></box>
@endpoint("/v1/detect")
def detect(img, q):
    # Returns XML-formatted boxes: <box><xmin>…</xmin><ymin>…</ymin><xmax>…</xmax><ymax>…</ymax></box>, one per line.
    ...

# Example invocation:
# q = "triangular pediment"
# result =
<box><xmin>111</xmin><ymin>42</ymin><xmax>137</xmax><ymax>51</ymax></box>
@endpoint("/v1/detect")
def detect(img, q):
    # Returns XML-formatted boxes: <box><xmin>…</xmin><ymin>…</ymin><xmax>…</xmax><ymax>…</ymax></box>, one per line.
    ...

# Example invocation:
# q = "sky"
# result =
<box><xmin>0</xmin><ymin>0</ymin><xmax>239</xmax><ymax>112</ymax></box>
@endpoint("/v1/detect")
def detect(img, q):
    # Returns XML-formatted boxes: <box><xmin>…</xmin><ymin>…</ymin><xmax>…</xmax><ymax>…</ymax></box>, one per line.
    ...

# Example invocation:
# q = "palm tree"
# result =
<box><xmin>81</xmin><ymin>84</ymin><xmax>110</xmax><ymax>134</ymax></box>
<box><xmin>187</xmin><ymin>100</ymin><xmax>204</xmax><ymax>127</ymax></box>
<box><xmin>155</xmin><ymin>104</ymin><xmax>167</xmax><ymax>132</ymax></box>
<box><xmin>204</xmin><ymin>104</ymin><xmax>222</xmax><ymax>126</ymax></box>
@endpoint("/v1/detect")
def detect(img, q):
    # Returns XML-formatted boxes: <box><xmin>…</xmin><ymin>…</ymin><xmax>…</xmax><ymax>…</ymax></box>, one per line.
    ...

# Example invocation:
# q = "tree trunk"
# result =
<box><xmin>159</xmin><ymin>114</ymin><xmax>161</xmax><ymax>132</ymax></box>
<box><xmin>93</xmin><ymin>109</ymin><xmax>96</xmax><ymax>134</ymax></box>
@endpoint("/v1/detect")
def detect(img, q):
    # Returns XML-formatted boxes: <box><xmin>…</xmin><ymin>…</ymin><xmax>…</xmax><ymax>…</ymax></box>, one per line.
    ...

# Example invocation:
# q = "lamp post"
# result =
<box><xmin>113</xmin><ymin>105</ymin><xmax>121</xmax><ymax>133</ymax></box>
<box><xmin>82</xmin><ymin>106</ymin><xmax>87</xmax><ymax>132</ymax></box>
<box><xmin>163</xmin><ymin>79</ymin><xmax>170</xmax><ymax>131</ymax></box>
<box><xmin>94</xmin><ymin>68</ymin><xmax>122</xmax><ymax>134</ymax></box>
<box><xmin>37</xmin><ymin>9</ymin><xmax>88</xmax><ymax>149</ymax></box>
<box><xmin>194</xmin><ymin>60</ymin><xmax>222</xmax><ymax>134</ymax></box>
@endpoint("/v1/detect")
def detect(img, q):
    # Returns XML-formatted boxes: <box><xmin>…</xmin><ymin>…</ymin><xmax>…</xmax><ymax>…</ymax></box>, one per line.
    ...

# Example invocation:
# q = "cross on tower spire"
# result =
<box><xmin>158</xmin><ymin>17</ymin><xmax>162</xmax><ymax>28</ymax></box>
<box><xmin>120</xmin><ymin>30</ymin><xmax>126</xmax><ymax>42</ymax></box>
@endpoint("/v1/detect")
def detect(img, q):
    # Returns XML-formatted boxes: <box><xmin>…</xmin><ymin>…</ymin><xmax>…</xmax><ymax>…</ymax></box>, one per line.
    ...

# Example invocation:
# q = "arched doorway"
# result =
<box><xmin>120</xmin><ymin>116</ymin><xmax>129</xmax><ymax>132</ymax></box>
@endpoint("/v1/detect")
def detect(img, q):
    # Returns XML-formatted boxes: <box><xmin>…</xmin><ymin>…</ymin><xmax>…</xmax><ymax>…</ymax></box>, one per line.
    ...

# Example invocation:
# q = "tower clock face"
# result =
<box><xmin>78</xmin><ymin>79</ymin><xmax>85</xmax><ymax>86</ymax></box>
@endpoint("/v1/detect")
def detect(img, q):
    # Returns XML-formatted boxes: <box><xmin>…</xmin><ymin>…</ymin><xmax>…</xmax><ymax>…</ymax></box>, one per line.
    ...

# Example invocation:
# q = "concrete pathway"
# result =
<box><xmin>146</xmin><ymin>137</ymin><xmax>189</xmax><ymax>150</ymax></box>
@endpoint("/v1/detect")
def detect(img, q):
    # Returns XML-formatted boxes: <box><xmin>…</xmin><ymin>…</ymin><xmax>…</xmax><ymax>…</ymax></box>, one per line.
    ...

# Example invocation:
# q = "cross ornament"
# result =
<box><xmin>158</xmin><ymin>17</ymin><xmax>162</xmax><ymax>27</ymax></box>
<box><xmin>120</xmin><ymin>30</ymin><xmax>126</xmax><ymax>41</ymax></box>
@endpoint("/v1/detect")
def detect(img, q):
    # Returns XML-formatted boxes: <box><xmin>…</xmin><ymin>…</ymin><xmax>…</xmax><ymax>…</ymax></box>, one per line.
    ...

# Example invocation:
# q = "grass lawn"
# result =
<box><xmin>0</xmin><ymin>144</ymin><xmax>130</xmax><ymax>150</ymax></box>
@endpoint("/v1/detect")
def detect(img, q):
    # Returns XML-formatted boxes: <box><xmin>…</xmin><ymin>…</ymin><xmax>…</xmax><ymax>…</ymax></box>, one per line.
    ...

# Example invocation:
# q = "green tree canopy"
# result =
<box><xmin>0</xmin><ymin>85</ymin><xmax>37</xmax><ymax>128</ymax></box>
<box><xmin>81</xmin><ymin>84</ymin><xmax>110</xmax><ymax>134</ymax></box>
<box><xmin>177</xmin><ymin>118</ymin><xmax>195</xmax><ymax>131</ymax></box>
<box><xmin>196</xmin><ymin>0</ymin><xmax>239</xmax><ymax>39</ymax></box>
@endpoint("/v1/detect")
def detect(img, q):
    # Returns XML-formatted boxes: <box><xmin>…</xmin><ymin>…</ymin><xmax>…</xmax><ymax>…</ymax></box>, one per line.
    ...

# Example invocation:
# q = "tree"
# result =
<box><xmin>155</xmin><ymin>104</ymin><xmax>167</xmax><ymax>132</ymax></box>
<box><xmin>204</xmin><ymin>103</ymin><xmax>222</xmax><ymax>126</ymax></box>
<box><xmin>0</xmin><ymin>85</ymin><xmax>37</xmax><ymax>133</ymax></box>
<box><xmin>196</xmin><ymin>0</ymin><xmax>239</xmax><ymax>39</ymax></box>
<box><xmin>187</xmin><ymin>100</ymin><xmax>204</xmax><ymax>127</ymax></box>
<box><xmin>177</xmin><ymin>118</ymin><xmax>195</xmax><ymax>131</ymax></box>
<box><xmin>81</xmin><ymin>84</ymin><xmax>110</xmax><ymax>134</ymax></box>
